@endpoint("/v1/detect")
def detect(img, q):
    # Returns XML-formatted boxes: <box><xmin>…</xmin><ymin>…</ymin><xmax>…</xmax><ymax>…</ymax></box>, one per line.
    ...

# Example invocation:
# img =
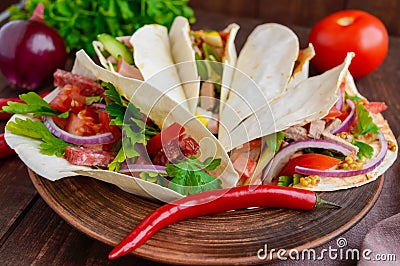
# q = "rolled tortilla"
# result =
<box><xmin>130</xmin><ymin>24</ymin><xmax>189</xmax><ymax>111</ymax></box>
<box><xmin>5</xmin><ymin>50</ymin><xmax>239</xmax><ymax>202</ymax></box>
<box><xmin>287</xmin><ymin>43</ymin><xmax>315</xmax><ymax>88</ymax></box>
<box><xmin>169</xmin><ymin>16</ymin><xmax>240</xmax><ymax>117</ymax></box>
<box><xmin>219</xmin><ymin>23</ymin><xmax>300</xmax><ymax>140</ymax></box>
<box><xmin>221</xmin><ymin>52</ymin><xmax>354</xmax><ymax>151</ymax></box>
<box><xmin>262</xmin><ymin>72</ymin><xmax>398</xmax><ymax>191</ymax></box>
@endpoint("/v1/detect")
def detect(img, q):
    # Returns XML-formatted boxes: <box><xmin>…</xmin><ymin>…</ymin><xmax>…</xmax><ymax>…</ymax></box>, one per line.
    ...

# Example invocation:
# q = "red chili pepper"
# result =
<box><xmin>0</xmin><ymin>133</ymin><xmax>16</xmax><ymax>159</ymax></box>
<box><xmin>108</xmin><ymin>185</ymin><xmax>340</xmax><ymax>260</ymax></box>
<box><xmin>0</xmin><ymin>91</ymin><xmax>51</xmax><ymax>120</ymax></box>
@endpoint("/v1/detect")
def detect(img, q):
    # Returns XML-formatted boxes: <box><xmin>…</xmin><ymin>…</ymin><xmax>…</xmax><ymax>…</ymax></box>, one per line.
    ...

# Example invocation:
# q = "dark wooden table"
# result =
<box><xmin>0</xmin><ymin>9</ymin><xmax>399</xmax><ymax>266</ymax></box>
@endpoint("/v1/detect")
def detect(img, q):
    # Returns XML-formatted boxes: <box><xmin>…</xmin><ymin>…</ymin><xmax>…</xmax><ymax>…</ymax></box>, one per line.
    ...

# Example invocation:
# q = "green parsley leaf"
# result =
<box><xmin>345</xmin><ymin>92</ymin><xmax>363</xmax><ymax>101</ymax></box>
<box><xmin>104</xmin><ymin>81</ymin><xmax>126</xmax><ymax>107</ymax></box>
<box><xmin>352</xmin><ymin>103</ymin><xmax>379</xmax><ymax>136</ymax></box>
<box><xmin>103</xmin><ymin>81</ymin><xmax>158</xmax><ymax>171</ymax></box>
<box><xmin>6</xmin><ymin>117</ymin><xmax>71</xmax><ymax>156</ymax></box>
<box><xmin>187</xmin><ymin>156</ymin><xmax>221</xmax><ymax>171</ymax></box>
<box><xmin>85</xmin><ymin>96</ymin><xmax>103</xmax><ymax>105</ymax></box>
<box><xmin>166</xmin><ymin>157</ymin><xmax>222</xmax><ymax>195</ymax></box>
<box><xmin>2</xmin><ymin>92</ymin><xmax>68</xmax><ymax>118</ymax></box>
<box><xmin>139</xmin><ymin>172</ymin><xmax>162</xmax><ymax>183</ymax></box>
<box><xmin>108</xmin><ymin>148</ymin><xmax>126</xmax><ymax>172</ymax></box>
<box><xmin>352</xmin><ymin>140</ymin><xmax>374</xmax><ymax>160</ymax></box>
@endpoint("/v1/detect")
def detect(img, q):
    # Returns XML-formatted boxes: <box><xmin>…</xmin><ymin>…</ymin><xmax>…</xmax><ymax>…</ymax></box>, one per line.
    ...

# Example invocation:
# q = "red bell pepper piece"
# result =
<box><xmin>146</xmin><ymin>122</ymin><xmax>185</xmax><ymax>155</ymax></box>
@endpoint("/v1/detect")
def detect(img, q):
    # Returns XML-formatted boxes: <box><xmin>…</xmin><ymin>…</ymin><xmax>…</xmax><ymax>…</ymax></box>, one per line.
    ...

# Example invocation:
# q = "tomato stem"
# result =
<box><xmin>337</xmin><ymin>17</ymin><xmax>354</xmax><ymax>26</ymax></box>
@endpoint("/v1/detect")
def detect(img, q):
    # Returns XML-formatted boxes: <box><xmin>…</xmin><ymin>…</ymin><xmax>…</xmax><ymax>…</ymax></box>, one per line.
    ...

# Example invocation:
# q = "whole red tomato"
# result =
<box><xmin>308</xmin><ymin>10</ymin><xmax>388</xmax><ymax>78</ymax></box>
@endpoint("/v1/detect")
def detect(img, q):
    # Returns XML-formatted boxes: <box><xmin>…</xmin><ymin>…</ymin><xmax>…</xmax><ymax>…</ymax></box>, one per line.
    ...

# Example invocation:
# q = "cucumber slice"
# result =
<box><xmin>97</xmin><ymin>33</ymin><xmax>134</xmax><ymax>65</ymax></box>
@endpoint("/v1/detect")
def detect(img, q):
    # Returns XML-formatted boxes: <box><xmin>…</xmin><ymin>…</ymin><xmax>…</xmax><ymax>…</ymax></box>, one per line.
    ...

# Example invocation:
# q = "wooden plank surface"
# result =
<box><xmin>257</xmin><ymin>0</ymin><xmax>345</xmax><ymax>28</ymax></box>
<box><xmin>0</xmin><ymin>198</ymin><xmax>163</xmax><ymax>265</ymax></box>
<box><xmin>190</xmin><ymin>0</ymin><xmax>400</xmax><ymax>36</ymax></box>
<box><xmin>347</xmin><ymin>0</ymin><xmax>400</xmax><ymax>36</ymax></box>
<box><xmin>189</xmin><ymin>0</ymin><xmax>260</xmax><ymax>18</ymax></box>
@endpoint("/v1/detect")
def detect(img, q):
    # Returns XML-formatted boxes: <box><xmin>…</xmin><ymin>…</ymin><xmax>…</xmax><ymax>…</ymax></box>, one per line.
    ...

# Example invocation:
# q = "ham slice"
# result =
<box><xmin>116</xmin><ymin>58</ymin><xmax>144</xmax><ymax>80</ymax></box>
<box><xmin>200</xmin><ymin>81</ymin><xmax>216</xmax><ymax>111</ymax></box>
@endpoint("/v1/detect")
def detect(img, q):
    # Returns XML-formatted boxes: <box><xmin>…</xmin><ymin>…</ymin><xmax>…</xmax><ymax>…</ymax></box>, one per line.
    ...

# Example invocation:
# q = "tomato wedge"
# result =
<box><xmin>146</xmin><ymin>122</ymin><xmax>185</xmax><ymax>155</ymax></box>
<box><xmin>363</xmin><ymin>102</ymin><xmax>387</xmax><ymax>114</ymax></box>
<box><xmin>49</xmin><ymin>84</ymin><xmax>86</xmax><ymax>113</ymax></box>
<box><xmin>323</xmin><ymin>105</ymin><xmax>343</xmax><ymax>119</ymax></box>
<box><xmin>279</xmin><ymin>153</ymin><xmax>341</xmax><ymax>177</ymax></box>
<box><xmin>232</xmin><ymin>154</ymin><xmax>257</xmax><ymax>180</ymax></box>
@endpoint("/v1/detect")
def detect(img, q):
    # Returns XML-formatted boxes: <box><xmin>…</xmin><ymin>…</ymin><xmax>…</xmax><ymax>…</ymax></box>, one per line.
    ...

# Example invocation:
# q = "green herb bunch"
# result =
<box><xmin>8</xmin><ymin>0</ymin><xmax>196</xmax><ymax>54</ymax></box>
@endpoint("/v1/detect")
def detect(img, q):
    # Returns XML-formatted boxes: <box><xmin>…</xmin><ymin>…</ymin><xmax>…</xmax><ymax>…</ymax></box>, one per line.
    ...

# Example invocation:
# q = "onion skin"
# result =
<box><xmin>0</xmin><ymin>20</ymin><xmax>67</xmax><ymax>90</ymax></box>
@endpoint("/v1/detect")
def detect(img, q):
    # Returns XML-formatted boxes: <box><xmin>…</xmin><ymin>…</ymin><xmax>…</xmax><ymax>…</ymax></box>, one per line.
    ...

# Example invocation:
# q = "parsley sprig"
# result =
<box><xmin>352</xmin><ymin>140</ymin><xmax>374</xmax><ymax>160</ymax></box>
<box><xmin>2</xmin><ymin>92</ymin><xmax>69</xmax><ymax>118</ymax></box>
<box><xmin>8</xmin><ymin>0</ymin><xmax>195</xmax><ymax>54</ymax></box>
<box><xmin>166</xmin><ymin>157</ymin><xmax>222</xmax><ymax>195</ymax></box>
<box><xmin>350</xmin><ymin>103</ymin><xmax>379</xmax><ymax>160</ymax></box>
<box><xmin>352</xmin><ymin>103</ymin><xmax>379</xmax><ymax>136</ymax></box>
<box><xmin>6</xmin><ymin>117</ymin><xmax>71</xmax><ymax>156</ymax></box>
<box><xmin>102</xmin><ymin>82</ymin><xmax>159</xmax><ymax>171</ymax></box>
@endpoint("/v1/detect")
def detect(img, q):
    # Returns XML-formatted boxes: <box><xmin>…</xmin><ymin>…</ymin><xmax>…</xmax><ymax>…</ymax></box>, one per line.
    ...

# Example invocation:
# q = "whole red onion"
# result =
<box><xmin>0</xmin><ymin>5</ymin><xmax>67</xmax><ymax>90</ymax></box>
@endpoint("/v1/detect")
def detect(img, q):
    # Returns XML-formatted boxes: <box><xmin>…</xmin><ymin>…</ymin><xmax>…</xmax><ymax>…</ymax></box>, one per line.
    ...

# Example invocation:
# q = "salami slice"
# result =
<box><xmin>54</xmin><ymin>69</ymin><xmax>104</xmax><ymax>96</ymax></box>
<box><xmin>64</xmin><ymin>146</ymin><xmax>116</xmax><ymax>167</ymax></box>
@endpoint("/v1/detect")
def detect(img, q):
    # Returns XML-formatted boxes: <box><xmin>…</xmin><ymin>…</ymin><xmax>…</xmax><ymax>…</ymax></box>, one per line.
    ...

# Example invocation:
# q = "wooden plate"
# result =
<box><xmin>29</xmin><ymin>169</ymin><xmax>383</xmax><ymax>265</ymax></box>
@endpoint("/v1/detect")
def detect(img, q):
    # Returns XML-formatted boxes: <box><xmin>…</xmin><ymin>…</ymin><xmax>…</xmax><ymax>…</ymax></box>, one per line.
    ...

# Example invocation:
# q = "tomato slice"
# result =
<box><xmin>323</xmin><ymin>105</ymin><xmax>343</xmax><ymax>119</ymax></box>
<box><xmin>232</xmin><ymin>154</ymin><xmax>257</xmax><ymax>180</ymax></box>
<box><xmin>363</xmin><ymin>102</ymin><xmax>387</xmax><ymax>114</ymax></box>
<box><xmin>50</xmin><ymin>84</ymin><xmax>86</xmax><ymax>113</ymax></box>
<box><xmin>65</xmin><ymin>107</ymin><xmax>102</xmax><ymax>136</ymax></box>
<box><xmin>51</xmin><ymin>116</ymin><xmax>68</xmax><ymax>130</ymax></box>
<box><xmin>279</xmin><ymin>153</ymin><xmax>341</xmax><ymax>177</ymax></box>
<box><xmin>146</xmin><ymin>122</ymin><xmax>185</xmax><ymax>155</ymax></box>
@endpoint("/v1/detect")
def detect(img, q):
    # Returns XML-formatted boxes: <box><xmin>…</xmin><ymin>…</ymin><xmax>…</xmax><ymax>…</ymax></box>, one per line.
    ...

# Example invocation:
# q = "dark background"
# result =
<box><xmin>2</xmin><ymin>0</ymin><xmax>400</xmax><ymax>36</ymax></box>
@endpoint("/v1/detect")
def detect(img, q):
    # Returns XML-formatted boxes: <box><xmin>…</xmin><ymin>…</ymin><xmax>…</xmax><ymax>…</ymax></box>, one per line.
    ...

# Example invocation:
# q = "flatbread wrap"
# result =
<box><xmin>259</xmin><ymin>72</ymin><xmax>398</xmax><ymax>191</ymax></box>
<box><xmin>4</xmin><ymin>50</ymin><xmax>239</xmax><ymax>202</ymax></box>
<box><xmin>219</xmin><ymin>23</ymin><xmax>300</xmax><ymax>139</ymax></box>
<box><xmin>169</xmin><ymin>16</ymin><xmax>239</xmax><ymax>134</ymax></box>
<box><xmin>2</xmin><ymin>19</ymin><xmax>397</xmax><ymax>200</ymax></box>
<box><xmin>93</xmin><ymin>26</ymin><xmax>189</xmax><ymax>111</ymax></box>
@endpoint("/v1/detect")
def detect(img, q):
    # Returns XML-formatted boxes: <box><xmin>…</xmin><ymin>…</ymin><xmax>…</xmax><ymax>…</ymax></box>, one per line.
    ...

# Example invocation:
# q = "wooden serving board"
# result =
<box><xmin>28</xmin><ymin>169</ymin><xmax>383</xmax><ymax>265</ymax></box>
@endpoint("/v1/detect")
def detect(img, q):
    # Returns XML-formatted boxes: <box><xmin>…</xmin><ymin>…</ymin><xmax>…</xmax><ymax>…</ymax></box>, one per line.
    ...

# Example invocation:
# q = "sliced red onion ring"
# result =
<box><xmin>295</xmin><ymin>131</ymin><xmax>387</xmax><ymax>177</ymax></box>
<box><xmin>336</xmin><ymin>87</ymin><xmax>344</xmax><ymax>112</ymax></box>
<box><xmin>91</xmin><ymin>103</ymin><xmax>106</xmax><ymax>109</ymax></box>
<box><xmin>119</xmin><ymin>164</ymin><xmax>167</xmax><ymax>175</ymax></box>
<box><xmin>331</xmin><ymin>99</ymin><xmax>356</xmax><ymax>134</ymax></box>
<box><xmin>263</xmin><ymin>139</ymin><xmax>354</xmax><ymax>183</ymax></box>
<box><xmin>43</xmin><ymin>116</ymin><xmax>114</xmax><ymax>145</ymax></box>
